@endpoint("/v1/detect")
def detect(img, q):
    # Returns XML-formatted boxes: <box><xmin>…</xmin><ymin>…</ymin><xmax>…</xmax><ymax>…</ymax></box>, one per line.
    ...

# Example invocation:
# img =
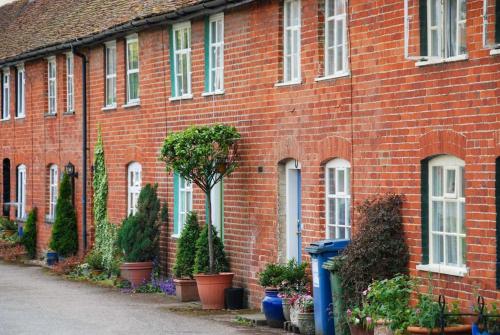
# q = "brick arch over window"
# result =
<box><xmin>317</xmin><ymin>136</ymin><xmax>351</xmax><ymax>165</ymax></box>
<box><xmin>419</xmin><ymin>129</ymin><xmax>466</xmax><ymax>160</ymax></box>
<box><xmin>123</xmin><ymin>146</ymin><xmax>145</xmax><ymax>167</ymax></box>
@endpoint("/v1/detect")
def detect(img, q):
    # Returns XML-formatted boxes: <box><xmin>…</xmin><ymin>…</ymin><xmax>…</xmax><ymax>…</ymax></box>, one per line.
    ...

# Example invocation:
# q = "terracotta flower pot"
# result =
<box><xmin>120</xmin><ymin>261</ymin><xmax>153</xmax><ymax>287</ymax></box>
<box><xmin>350</xmin><ymin>324</ymin><xmax>375</xmax><ymax>335</ymax></box>
<box><xmin>374</xmin><ymin>320</ymin><xmax>393</xmax><ymax>335</ymax></box>
<box><xmin>174</xmin><ymin>278</ymin><xmax>199</xmax><ymax>302</ymax></box>
<box><xmin>407</xmin><ymin>325</ymin><xmax>472</xmax><ymax>335</ymax></box>
<box><xmin>194</xmin><ymin>272</ymin><xmax>234</xmax><ymax>310</ymax></box>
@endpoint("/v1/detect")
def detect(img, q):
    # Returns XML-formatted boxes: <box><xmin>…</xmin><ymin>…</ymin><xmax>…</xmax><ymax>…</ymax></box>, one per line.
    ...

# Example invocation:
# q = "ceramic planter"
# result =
<box><xmin>297</xmin><ymin>312</ymin><xmax>315</xmax><ymax>335</ymax></box>
<box><xmin>194</xmin><ymin>272</ymin><xmax>234</xmax><ymax>309</ymax></box>
<box><xmin>349</xmin><ymin>324</ymin><xmax>375</xmax><ymax>335</ymax></box>
<box><xmin>290</xmin><ymin>304</ymin><xmax>299</xmax><ymax>326</ymax></box>
<box><xmin>374</xmin><ymin>320</ymin><xmax>393</xmax><ymax>335</ymax></box>
<box><xmin>46</xmin><ymin>251</ymin><xmax>59</xmax><ymax>266</ymax></box>
<box><xmin>262</xmin><ymin>289</ymin><xmax>285</xmax><ymax>328</ymax></box>
<box><xmin>120</xmin><ymin>261</ymin><xmax>153</xmax><ymax>287</ymax></box>
<box><xmin>407</xmin><ymin>325</ymin><xmax>472</xmax><ymax>335</ymax></box>
<box><xmin>174</xmin><ymin>278</ymin><xmax>199</xmax><ymax>302</ymax></box>
<box><xmin>282</xmin><ymin>298</ymin><xmax>291</xmax><ymax>322</ymax></box>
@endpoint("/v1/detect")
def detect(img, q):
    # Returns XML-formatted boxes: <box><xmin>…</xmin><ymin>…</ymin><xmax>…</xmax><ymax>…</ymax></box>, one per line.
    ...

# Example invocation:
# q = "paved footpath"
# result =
<box><xmin>0</xmin><ymin>262</ymin><xmax>279</xmax><ymax>335</ymax></box>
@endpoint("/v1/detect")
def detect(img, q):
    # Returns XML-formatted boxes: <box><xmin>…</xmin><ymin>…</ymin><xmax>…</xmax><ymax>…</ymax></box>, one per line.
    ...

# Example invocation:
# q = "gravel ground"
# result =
<box><xmin>0</xmin><ymin>261</ymin><xmax>283</xmax><ymax>335</ymax></box>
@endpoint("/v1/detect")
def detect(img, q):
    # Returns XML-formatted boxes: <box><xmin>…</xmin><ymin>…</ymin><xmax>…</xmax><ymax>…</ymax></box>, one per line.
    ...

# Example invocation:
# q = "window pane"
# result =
<box><xmin>211</xmin><ymin>21</ymin><xmax>217</xmax><ymax>43</ymax></box>
<box><xmin>430</xmin><ymin>0</ymin><xmax>439</xmax><ymax>26</ymax></box>
<box><xmin>326</xmin><ymin>0</ymin><xmax>334</xmax><ymax>17</ymax></box>
<box><xmin>183</xmin><ymin>28</ymin><xmax>190</xmax><ymax>49</ymax></box>
<box><xmin>432</xmin><ymin>166</ymin><xmax>443</xmax><ymax>196</ymax></box>
<box><xmin>284</xmin><ymin>1</ymin><xmax>291</xmax><ymax>26</ymax></box>
<box><xmin>180</xmin><ymin>191</ymin><xmax>186</xmax><ymax>212</ymax></box>
<box><xmin>459</xmin><ymin>167</ymin><xmax>465</xmax><ymax>197</ymax></box>
<box><xmin>458</xmin><ymin>22</ymin><xmax>466</xmax><ymax>55</ymax></box>
<box><xmin>335</xmin><ymin>0</ymin><xmax>345</xmax><ymax>14</ymax></box>
<box><xmin>291</xmin><ymin>1</ymin><xmax>299</xmax><ymax>26</ymax></box>
<box><xmin>329</xmin><ymin>198</ymin><xmax>336</xmax><ymax>225</ymax></box>
<box><xmin>337</xmin><ymin>169</ymin><xmax>345</xmax><ymax>193</ymax></box>
<box><xmin>445</xmin><ymin>201</ymin><xmax>457</xmax><ymax>233</ymax></box>
<box><xmin>446</xmin><ymin>235</ymin><xmax>458</xmax><ymax>265</ymax></box>
<box><xmin>338</xmin><ymin>198</ymin><xmax>346</xmax><ymax>226</ymax></box>
<box><xmin>337</xmin><ymin>227</ymin><xmax>345</xmax><ymax>239</ymax></box>
<box><xmin>448</xmin><ymin>0</ymin><xmax>458</xmax><ymax>57</ymax></box>
<box><xmin>216</xmin><ymin>20</ymin><xmax>223</xmax><ymax>41</ymax></box>
<box><xmin>432</xmin><ymin>201</ymin><xmax>443</xmax><ymax>232</ymax></box>
<box><xmin>460</xmin><ymin>201</ymin><xmax>465</xmax><ymax>234</ymax></box>
<box><xmin>336</xmin><ymin>46</ymin><xmax>343</xmax><ymax>72</ymax></box>
<box><xmin>431</xmin><ymin>30</ymin><xmax>439</xmax><ymax>56</ymax></box>
<box><xmin>345</xmin><ymin>198</ymin><xmax>350</xmax><ymax>226</ymax></box>
<box><xmin>432</xmin><ymin>234</ymin><xmax>444</xmax><ymax>263</ymax></box>
<box><xmin>181</xmin><ymin>54</ymin><xmax>188</xmax><ymax>94</ymax></box>
<box><xmin>186</xmin><ymin>191</ymin><xmax>192</xmax><ymax>211</ymax></box>
<box><xmin>328</xmin><ymin>168</ymin><xmax>335</xmax><ymax>194</ymax></box>
<box><xmin>128</xmin><ymin>72</ymin><xmax>139</xmax><ymax>100</ymax></box>
<box><xmin>446</xmin><ymin>169</ymin><xmax>456</xmax><ymax>195</ymax></box>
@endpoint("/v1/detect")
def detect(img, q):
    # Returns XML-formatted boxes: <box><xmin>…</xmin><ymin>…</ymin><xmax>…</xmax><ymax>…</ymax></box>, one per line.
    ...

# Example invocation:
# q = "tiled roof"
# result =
<box><xmin>0</xmin><ymin>0</ymin><xmax>206</xmax><ymax>62</ymax></box>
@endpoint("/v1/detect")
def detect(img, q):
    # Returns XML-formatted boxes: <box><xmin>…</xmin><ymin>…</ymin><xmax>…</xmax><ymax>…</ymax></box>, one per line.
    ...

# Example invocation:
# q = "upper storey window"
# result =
<box><xmin>105</xmin><ymin>41</ymin><xmax>117</xmax><ymax>108</ymax></box>
<box><xmin>66</xmin><ymin>53</ymin><xmax>74</xmax><ymax>112</ymax></box>
<box><xmin>283</xmin><ymin>0</ymin><xmax>301</xmax><ymax>84</ymax></box>
<box><xmin>171</xmin><ymin>22</ymin><xmax>192</xmax><ymax>99</ymax></box>
<box><xmin>2</xmin><ymin>69</ymin><xmax>9</xmax><ymax>120</ymax></box>
<box><xmin>126</xmin><ymin>34</ymin><xmax>140</xmax><ymax>105</ymax></box>
<box><xmin>324</xmin><ymin>0</ymin><xmax>348</xmax><ymax>77</ymax></box>
<box><xmin>16</xmin><ymin>65</ymin><xmax>25</xmax><ymax>118</ymax></box>
<box><xmin>206</xmin><ymin>13</ymin><xmax>224</xmax><ymax>93</ymax></box>
<box><xmin>47</xmin><ymin>57</ymin><xmax>57</xmax><ymax>115</ymax></box>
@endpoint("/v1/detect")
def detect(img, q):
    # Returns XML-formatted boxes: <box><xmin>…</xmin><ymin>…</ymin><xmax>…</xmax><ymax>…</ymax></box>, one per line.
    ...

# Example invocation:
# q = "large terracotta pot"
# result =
<box><xmin>120</xmin><ymin>261</ymin><xmax>153</xmax><ymax>287</ymax></box>
<box><xmin>407</xmin><ymin>325</ymin><xmax>472</xmax><ymax>335</ymax></box>
<box><xmin>194</xmin><ymin>272</ymin><xmax>234</xmax><ymax>309</ymax></box>
<box><xmin>174</xmin><ymin>278</ymin><xmax>199</xmax><ymax>302</ymax></box>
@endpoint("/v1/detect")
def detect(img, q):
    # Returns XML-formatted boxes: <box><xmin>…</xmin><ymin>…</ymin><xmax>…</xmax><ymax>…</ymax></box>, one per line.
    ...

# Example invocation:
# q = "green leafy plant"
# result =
<box><xmin>258</xmin><ymin>259</ymin><xmax>308</xmax><ymax>292</ymax></box>
<box><xmin>258</xmin><ymin>263</ymin><xmax>287</xmax><ymax>288</ymax></box>
<box><xmin>346</xmin><ymin>306</ymin><xmax>373</xmax><ymax>329</ymax></box>
<box><xmin>477</xmin><ymin>302</ymin><xmax>500</xmax><ymax>334</ymax></box>
<box><xmin>85</xmin><ymin>249</ymin><xmax>104</xmax><ymax>271</ymax></box>
<box><xmin>160</xmin><ymin>124</ymin><xmax>240</xmax><ymax>274</ymax></box>
<box><xmin>21</xmin><ymin>208</ymin><xmax>37</xmax><ymax>259</ymax></box>
<box><xmin>117</xmin><ymin>184</ymin><xmax>160</xmax><ymax>262</ymax></box>
<box><xmin>49</xmin><ymin>173</ymin><xmax>78</xmax><ymax>257</ymax></box>
<box><xmin>193</xmin><ymin>223</ymin><xmax>229</xmax><ymax>274</ymax></box>
<box><xmin>0</xmin><ymin>217</ymin><xmax>17</xmax><ymax>232</ymax></box>
<box><xmin>173</xmin><ymin>211</ymin><xmax>200</xmax><ymax>278</ymax></box>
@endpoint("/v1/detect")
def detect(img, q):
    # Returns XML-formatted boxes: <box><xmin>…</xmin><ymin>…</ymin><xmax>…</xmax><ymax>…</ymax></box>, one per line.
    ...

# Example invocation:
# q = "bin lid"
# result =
<box><xmin>305</xmin><ymin>239</ymin><xmax>350</xmax><ymax>254</ymax></box>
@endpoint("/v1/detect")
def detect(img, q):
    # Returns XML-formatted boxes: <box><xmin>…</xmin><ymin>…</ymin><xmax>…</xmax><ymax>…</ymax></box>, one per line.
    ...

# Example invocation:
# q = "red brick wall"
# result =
<box><xmin>0</xmin><ymin>0</ymin><xmax>498</xmax><ymax>309</ymax></box>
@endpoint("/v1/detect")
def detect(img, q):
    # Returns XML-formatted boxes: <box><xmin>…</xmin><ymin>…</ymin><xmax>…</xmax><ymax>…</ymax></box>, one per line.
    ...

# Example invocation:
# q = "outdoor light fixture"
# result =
<box><xmin>65</xmin><ymin>162</ymin><xmax>78</xmax><ymax>178</ymax></box>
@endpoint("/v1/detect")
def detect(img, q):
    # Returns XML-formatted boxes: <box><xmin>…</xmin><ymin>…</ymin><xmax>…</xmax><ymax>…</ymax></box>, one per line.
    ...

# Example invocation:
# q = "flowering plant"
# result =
<box><xmin>346</xmin><ymin>306</ymin><xmax>374</xmax><ymax>330</ymax></box>
<box><xmin>277</xmin><ymin>279</ymin><xmax>307</xmax><ymax>300</ymax></box>
<box><xmin>294</xmin><ymin>293</ymin><xmax>314</xmax><ymax>313</ymax></box>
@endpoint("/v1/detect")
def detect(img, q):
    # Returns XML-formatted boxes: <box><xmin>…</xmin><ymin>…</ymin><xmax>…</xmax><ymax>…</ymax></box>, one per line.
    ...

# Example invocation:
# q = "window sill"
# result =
<box><xmin>415</xmin><ymin>54</ymin><xmax>468</xmax><ymax>67</ymax></box>
<box><xmin>63</xmin><ymin>110</ymin><xmax>75</xmax><ymax>116</ymax></box>
<box><xmin>45</xmin><ymin>216</ymin><xmax>54</xmax><ymax>224</ymax></box>
<box><xmin>416</xmin><ymin>264</ymin><xmax>468</xmax><ymax>277</ymax></box>
<box><xmin>274</xmin><ymin>80</ymin><xmax>302</xmax><ymax>88</ymax></box>
<box><xmin>169</xmin><ymin>94</ymin><xmax>193</xmax><ymax>102</ymax></box>
<box><xmin>1</xmin><ymin>117</ymin><xmax>10</xmax><ymax>122</ymax></box>
<box><xmin>490</xmin><ymin>48</ymin><xmax>500</xmax><ymax>56</ymax></box>
<box><xmin>315</xmin><ymin>72</ymin><xmax>350</xmax><ymax>82</ymax></box>
<box><xmin>201</xmin><ymin>90</ymin><xmax>225</xmax><ymax>97</ymax></box>
<box><xmin>101</xmin><ymin>105</ymin><xmax>117</xmax><ymax>112</ymax></box>
<box><xmin>16</xmin><ymin>217</ymin><xmax>27</xmax><ymax>223</ymax></box>
<box><xmin>44</xmin><ymin>113</ymin><xmax>57</xmax><ymax>118</ymax></box>
<box><xmin>15</xmin><ymin>116</ymin><xmax>26</xmax><ymax>120</ymax></box>
<box><xmin>171</xmin><ymin>234</ymin><xmax>180</xmax><ymax>239</ymax></box>
<box><xmin>122</xmin><ymin>101</ymin><xmax>140</xmax><ymax>108</ymax></box>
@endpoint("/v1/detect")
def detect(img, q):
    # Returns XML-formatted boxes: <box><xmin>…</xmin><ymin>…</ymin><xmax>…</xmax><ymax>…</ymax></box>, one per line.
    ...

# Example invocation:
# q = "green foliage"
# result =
<box><xmin>363</xmin><ymin>275</ymin><xmax>413</xmax><ymax>333</ymax></box>
<box><xmin>21</xmin><ymin>208</ymin><xmax>37</xmax><ymax>259</ymax></box>
<box><xmin>173</xmin><ymin>211</ymin><xmax>200</xmax><ymax>278</ymax></box>
<box><xmin>160</xmin><ymin>124</ymin><xmax>240</xmax><ymax>274</ymax></box>
<box><xmin>258</xmin><ymin>259</ymin><xmax>308</xmax><ymax>290</ymax></box>
<box><xmin>258</xmin><ymin>263</ymin><xmax>287</xmax><ymax>288</ymax></box>
<box><xmin>50</xmin><ymin>173</ymin><xmax>78</xmax><ymax>257</ymax></box>
<box><xmin>193</xmin><ymin>223</ymin><xmax>229</xmax><ymax>274</ymax></box>
<box><xmin>117</xmin><ymin>184</ymin><xmax>160</xmax><ymax>262</ymax></box>
<box><xmin>91</xmin><ymin>127</ymin><xmax>119</xmax><ymax>273</ymax></box>
<box><xmin>0</xmin><ymin>217</ymin><xmax>17</xmax><ymax>231</ymax></box>
<box><xmin>338</xmin><ymin>194</ymin><xmax>409</xmax><ymax>310</ymax></box>
<box><xmin>85</xmin><ymin>249</ymin><xmax>104</xmax><ymax>271</ymax></box>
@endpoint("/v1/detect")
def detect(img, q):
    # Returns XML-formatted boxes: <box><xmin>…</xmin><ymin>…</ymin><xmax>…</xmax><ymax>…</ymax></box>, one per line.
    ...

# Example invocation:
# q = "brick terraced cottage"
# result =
<box><xmin>0</xmin><ymin>0</ymin><xmax>499</xmax><ymax>307</ymax></box>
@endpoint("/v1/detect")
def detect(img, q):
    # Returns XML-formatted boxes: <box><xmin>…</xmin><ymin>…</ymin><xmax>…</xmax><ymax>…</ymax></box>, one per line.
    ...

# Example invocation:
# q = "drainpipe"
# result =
<box><xmin>72</xmin><ymin>47</ymin><xmax>88</xmax><ymax>252</ymax></box>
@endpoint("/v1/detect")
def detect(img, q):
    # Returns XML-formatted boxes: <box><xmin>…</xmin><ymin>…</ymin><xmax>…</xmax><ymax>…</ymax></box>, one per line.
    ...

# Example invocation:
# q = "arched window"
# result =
<box><xmin>16</xmin><ymin>164</ymin><xmax>26</xmax><ymax>219</ymax></box>
<box><xmin>325</xmin><ymin>158</ymin><xmax>351</xmax><ymax>239</ymax></box>
<box><xmin>48</xmin><ymin>165</ymin><xmax>58</xmax><ymax>220</ymax></box>
<box><xmin>127</xmin><ymin>162</ymin><xmax>142</xmax><ymax>215</ymax></box>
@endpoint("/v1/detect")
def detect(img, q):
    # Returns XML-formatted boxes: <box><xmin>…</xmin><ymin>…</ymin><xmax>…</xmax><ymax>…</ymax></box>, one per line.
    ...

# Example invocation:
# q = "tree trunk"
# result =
<box><xmin>206</xmin><ymin>190</ymin><xmax>215</xmax><ymax>274</ymax></box>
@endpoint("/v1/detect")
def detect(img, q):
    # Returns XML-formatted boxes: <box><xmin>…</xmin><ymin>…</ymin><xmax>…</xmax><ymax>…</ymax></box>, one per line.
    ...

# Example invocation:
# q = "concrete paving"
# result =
<box><xmin>0</xmin><ymin>261</ymin><xmax>281</xmax><ymax>335</ymax></box>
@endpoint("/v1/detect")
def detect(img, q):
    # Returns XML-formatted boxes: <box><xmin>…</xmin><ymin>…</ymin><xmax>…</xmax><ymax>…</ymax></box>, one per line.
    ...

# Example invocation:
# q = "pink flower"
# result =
<box><xmin>366</xmin><ymin>317</ymin><xmax>372</xmax><ymax>325</ymax></box>
<box><xmin>362</xmin><ymin>290</ymin><xmax>368</xmax><ymax>296</ymax></box>
<box><xmin>347</xmin><ymin>309</ymin><xmax>352</xmax><ymax>317</ymax></box>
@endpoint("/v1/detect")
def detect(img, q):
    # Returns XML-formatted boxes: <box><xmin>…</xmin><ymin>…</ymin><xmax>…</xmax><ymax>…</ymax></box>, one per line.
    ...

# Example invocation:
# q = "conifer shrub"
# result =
<box><xmin>193</xmin><ymin>223</ymin><xmax>229</xmax><ymax>274</ymax></box>
<box><xmin>21</xmin><ymin>208</ymin><xmax>37</xmax><ymax>259</ymax></box>
<box><xmin>338</xmin><ymin>193</ymin><xmax>409</xmax><ymax>309</ymax></box>
<box><xmin>173</xmin><ymin>211</ymin><xmax>200</xmax><ymax>278</ymax></box>
<box><xmin>117</xmin><ymin>184</ymin><xmax>160</xmax><ymax>262</ymax></box>
<box><xmin>50</xmin><ymin>173</ymin><xmax>78</xmax><ymax>257</ymax></box>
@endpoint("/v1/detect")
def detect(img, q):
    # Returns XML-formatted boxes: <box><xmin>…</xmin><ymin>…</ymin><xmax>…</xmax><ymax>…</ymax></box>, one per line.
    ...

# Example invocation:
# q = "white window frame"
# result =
<box><xmin>104</xmin><ymin>41</ymin><xmax>117</xmax><ymax>108</ymax></box>
<box><xmin>47</xmin><ymin>57</ymin><xmax>57</xmax><ymax>115</ymax></box>
<box><xmin>172</xmin><ymin>22</ymin><xmax>192</xmax><ymax>99</ymax></box>
<box><xmin>208</xmin><ymin>13</ymin><xmax>224</xmax><ymax>93</ymax></box>
<box><xmin>16</xmin><ymin>164</ymin><xmax>26</xmax><ymax>220</ymax></box>
<box><xmin>418</xmin><ymin>155</ymin><xmax>467</xmax><ymax>276</ymax></box>
<box><xmin>283</xmin><ymin>0</ymin><xmax>301</xmax><ymax>84</ymax></box>
<box><xmin>325</xmin><ymin>159</ymin><xmax>351</xmax><ymax>239</ymax></box>
<box><xmin>324</xmin><ymin>0</ymin><xmax>349</xmax><ymax>78</ymax></box>
<box><xmin>126</xmin><ymin>34</ymin><xmax>140</xmax><ymax>105</ymax></box>
<box><xmin>66</xmin><ymin>53</ymin><xmax>74</xmax><ymax>112</ymax></box>
<box><xmin>127</xmin><ymin>162</ymin><xmax>142</xmax><ymax>216</ymax></box>
<box><xmin>48</xmin><ymin>164</ymin><xmax>58</xmax><ymax>221</ymax></box>
<box><xmin>16</xmin><ymin>64</ymin><xmax>25</xmax><ymax>118</ymax></box>
<box><xmin>2</xmin><ymin>69</ymin><xmax>10</xmax><ymax>120</ymax></box>
<box><xmin>427</xmin><ymin>0</ymin><xmax>467</xmax><ymax>60</ymax></box>
<box><xmin>177</xmin><ymin>175</ymin><xmax>193</xmax><ymax>235</ymax></box>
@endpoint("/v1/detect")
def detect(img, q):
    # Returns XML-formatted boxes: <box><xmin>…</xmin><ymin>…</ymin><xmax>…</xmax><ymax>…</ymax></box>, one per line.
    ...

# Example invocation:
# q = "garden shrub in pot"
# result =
<box><xmin>117</xmin><ymin>183</ymin><xmax>160</xmax><ymax>286</ymax></box>
<box><xmin>21</xmin><ymin>208</ymin><xmax>37</xmax><ymax>259</ymax></box>
<box><xmin>173</xmin><ymin>211</ymin><xmax>201</xmax><ymax>302</ymax></box>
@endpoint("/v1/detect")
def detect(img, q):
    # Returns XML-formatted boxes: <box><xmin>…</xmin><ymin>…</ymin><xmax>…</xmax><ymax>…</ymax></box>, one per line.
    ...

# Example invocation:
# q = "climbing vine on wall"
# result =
<box><xmin>92</xmin><ymin>127</ymin><xmax>118</xmax><ymax>274</ymax></box>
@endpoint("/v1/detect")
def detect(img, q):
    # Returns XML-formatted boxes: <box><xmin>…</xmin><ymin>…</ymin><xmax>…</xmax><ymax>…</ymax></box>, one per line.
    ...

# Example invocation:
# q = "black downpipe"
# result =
<box><xmin>72</xmin><ymin>48</ymin><xmax>88</xmax><ymax>252</ymax></box>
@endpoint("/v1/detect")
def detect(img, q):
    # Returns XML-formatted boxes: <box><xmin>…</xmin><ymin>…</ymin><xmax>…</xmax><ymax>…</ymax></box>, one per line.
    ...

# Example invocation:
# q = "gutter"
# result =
<box><xmin>0</xmin><ymin>0</ymin><xmax>255</xmax><ymax>67</ymax></box>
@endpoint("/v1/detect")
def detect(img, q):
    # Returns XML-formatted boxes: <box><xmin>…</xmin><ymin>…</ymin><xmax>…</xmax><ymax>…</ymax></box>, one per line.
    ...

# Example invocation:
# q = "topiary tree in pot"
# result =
<box><xmin>117</xmin><ymin>183</ymin><xmax>160</xmax><ymax>286</ymax></box>
<box><xmin>173</xmin><ymin>211</ymin><xmax>201</xmax><ymax>302</ymax></box>
<box><xmin>50</xmin><ymin>173</ymin><xmax>78</xmax><ymax>258</ymax></box>
<box><xmin>21</xmin><ymin>208</ymin><xmax>37</xmax><ymax>259</ymax></box>
<box><xmin>160</xmin><ymin>124</ymin><xmax>240</xmax><ymax>309</ymax></box>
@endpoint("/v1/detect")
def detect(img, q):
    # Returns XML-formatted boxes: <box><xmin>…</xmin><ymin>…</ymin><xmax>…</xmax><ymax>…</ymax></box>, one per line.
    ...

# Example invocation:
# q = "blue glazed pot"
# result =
<box><xmin>262</xmin><ymin>289</ymin><xmax>285</xmax><ymax>328</ymax></box>
<box><xmin>46</xmin><ymin>251</ymin><xmax>59</xmax><ymax>266</ymax></box>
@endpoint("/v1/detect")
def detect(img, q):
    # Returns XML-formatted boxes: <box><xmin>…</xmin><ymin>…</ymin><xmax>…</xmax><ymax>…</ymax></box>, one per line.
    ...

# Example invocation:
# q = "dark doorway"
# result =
<box><xmin>3</xmin><ymin>158</ymin><xmax>10</xmax><ymax>216</ymax></box>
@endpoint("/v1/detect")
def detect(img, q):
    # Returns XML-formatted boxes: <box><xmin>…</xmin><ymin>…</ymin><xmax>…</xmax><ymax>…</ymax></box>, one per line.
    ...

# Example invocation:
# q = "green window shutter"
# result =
<box><xmin>168</xmin><ymin>26</ymin><xmax>176</xmax><ymax>97</ymax></box>
<box><xmin>419</xmin><ymin>0</ymin><xmax>428</xmax><ymax>56</ymax></box>
<box><xmin>421</xmin><ymin>159</ymin><xmax>429</xmax><ymax>265</ymax></box>
<box><xmin>173</xmin><ymin>172</ymin><xmax>179</xmax><ymax>235</ymax></box>
<box><xmin>496</xmin><ymin>0</ymin><xmax>500</xmax><ymax>44</ymax></box>
<box><xmin>204</xmin><ymin>16</ymin><xmax>210</xmax><ymax>92</ymax></box>
<box><xmin>496</xmin><ymin>158</ymin><xmax>500</xmax><ymax>289</ymax></box>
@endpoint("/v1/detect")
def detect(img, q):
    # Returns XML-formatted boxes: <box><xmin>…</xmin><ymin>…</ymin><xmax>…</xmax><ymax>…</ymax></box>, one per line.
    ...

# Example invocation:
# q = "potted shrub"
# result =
<box><xmin>279</xmin><ymin>260</ymin><xmax>308</xmax><ymax>324</ymax></box>
<box><xmin>117</xmin><ymin>184</ymin><xmax>160</xmax><ymax>286</ymax></box>
<box><xmin>173</xmin><ymin>211</ymin><xmax>200</xmax><ymax>302</ymax></box>
<box><xmin>20</xmin><ymin>208</ymin><xmax>37</xmax><ymax>259</ymax></box>
<box><xmin>160</xmin><ymin>124</ymin><xmax>240</xmax><ymax>310</ymax></box>
<box><xmin>346</xmin><ymin>307</ymin><xmax>374</xmax><ymax>335</ymax></box>
<box><xmin>258</xmin><ymin>262</ymin><xmax>287</xmax><ymax>327</ymax></box>
<box><xmin>295</xmin><ymin>293</ymin><xmax>315</xmax><ymax>335</ymax></box>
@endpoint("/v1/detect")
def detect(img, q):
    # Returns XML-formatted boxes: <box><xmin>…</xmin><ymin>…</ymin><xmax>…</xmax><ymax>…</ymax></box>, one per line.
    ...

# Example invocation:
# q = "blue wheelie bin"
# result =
<box><xmin>306</xmin><ymin>239</ymin><xmax>349</xmax><ymax>335</ymax></box>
